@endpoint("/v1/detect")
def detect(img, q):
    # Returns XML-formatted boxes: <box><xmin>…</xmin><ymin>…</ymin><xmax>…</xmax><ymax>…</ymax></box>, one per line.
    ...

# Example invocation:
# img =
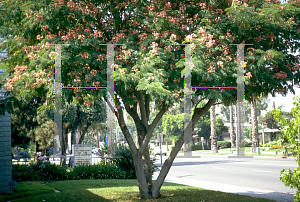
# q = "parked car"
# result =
<box><xmin>92</xmin><ymin>147</ymin><xmax>102</xmax><ymax>154</ymax></box>
<box><xmin>154</xmin><ymin>147</ymin><xmax>167</xmax><ymax>156</ymax></box>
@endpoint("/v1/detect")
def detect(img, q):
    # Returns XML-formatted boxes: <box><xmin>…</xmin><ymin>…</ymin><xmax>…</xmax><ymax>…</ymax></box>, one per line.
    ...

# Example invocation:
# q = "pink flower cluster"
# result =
<box><xmin>152</xmin><ymin>32</ymin><xmax>159</xmax><ymax>39</ymax></box>
<box><xmin>274</xmin><ymin>71</ymin><xmax>287</xmax><ymax>79</ymax></box>
<box><xmin>217</xmin><ymin>61</ymin><xmax>224</xmax><ymax>68</ymax></box>
<box><xmin>246</xmin><ymin>72</ymin><xmax>252</xmax><ymax>79</ymax></box>
<box><xmin>92</xmin><ymin>81</ymin><xmax>100</xmax><ymax>86</ymax></box>
<box><xmin>49</xmin><ymin>51</ymin><xmax>55</xmax><ymax>60</ymax></box>
<box><xmin>36</xmin><ymin>35</ymin><xmax>44</xmax><ymax>41</ymax></box>
<box><xmin>4</xmin><ymin>65</ymin><xmax>28</xmax><ymax>90</ymax></box>
<box><xmin>83</xmin><ymin>101</ymin><xmax>92</xmax><ymax>107</ymax></box>
<box><xmin>115</xmin><ymin>2</ymin><xmax>126</xmax><ymax>9</ymax></box>
<box><xmin>150</xmin><ymin>42</ymin><xmax>158</xmax><ymax>56</ymax></box>
<box><xmin>46</xmin><ymin>33</ymin><xmax>57</xmax><ymax>40</ymax></box>
<box><xmin>159</xmin><ymin>11</ymin><xmax>167</xmax><ymax>18</ymax></box>
<box><xmin>170</xmin><ymin>34</ymin><xmax>177</xmax><ymax>40</ymax></box>
<box><xmin>112</xmin><ymin>33</ymin><xmax>126</xmax><ymax>43</ymax></box>
<box><xmin>79</xmin><ymin>52</ymin><xmax>90</xmax><ymax>59</ymax></box>
<box><xmin>196</xmin><ymin>2</ymin><xmax>207</xmax><ymax>9</ymax></box>
<box><xmin>186</xmin><ymin>33</ymin><xmax>196</xmax><ymax>42</ymax></box>
<box><xmin>148</xmin><ymin>4</ymin><xmax>155</xmax><ymax>11</ymax></box>
<box><xmin>206</xmin><ymin>35</ymin><xmax>215</xmax><ymax>48</ymax></box>
<box><xmin>94</xmin><ymin>31</ymin><xmax>102</xmax><ymax>39</ymax></box>
<box><xmin>169</xmin><ymin>16</ymin><xmax>180</xmax><ymax>26</ymax></box>
<box><xmin>119</xmin><ymin>69</ymin><xmax>126</xmax><ymax>75</ymax></box>
<box><xmin>148</xmin><ymin>76</ymin><xmax>155</xmax><ymax>81</ymax></box>
<box><xmin>164</xmin><ymin>2</ymin><xmax>172</xmax><ymax>9</ymax></box>
<box><xmin>207</xmin><ymin>66</ymin><xmax>215</xmax><ymax>73</ymax></box>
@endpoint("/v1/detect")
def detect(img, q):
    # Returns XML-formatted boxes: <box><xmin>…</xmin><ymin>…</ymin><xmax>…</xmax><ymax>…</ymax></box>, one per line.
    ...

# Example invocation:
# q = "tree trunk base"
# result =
<box><xmin>211</xmin><ymin>146</ymin><xmax>218</xmax><ymax>153</ymax></box>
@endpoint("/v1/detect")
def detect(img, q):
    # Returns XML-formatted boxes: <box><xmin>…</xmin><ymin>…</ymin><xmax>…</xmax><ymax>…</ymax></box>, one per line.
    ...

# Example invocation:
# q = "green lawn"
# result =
<box><xmin>0</xmin><ymin>179</ymin><xmax>276</xmax><ymax>202</ymax></box>
<box><xmin>192</xmin><ymin>147</ymin><xmax>290</xmax><ymax>157</ymax></box>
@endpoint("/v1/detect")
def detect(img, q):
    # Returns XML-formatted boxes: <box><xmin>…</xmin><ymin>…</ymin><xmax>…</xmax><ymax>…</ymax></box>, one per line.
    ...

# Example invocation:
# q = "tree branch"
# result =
<box><xmin>194</xmin><ymin>96</ymin><xmax>208</xmax><ymax>109</ymax></box>
<box><xmin>213</xmin><ymin>98</ymin><xmax>236</xmax><ymax>106</ymax></box>
<box><xmin>145</xmin><ymin>92</ymin><xmax>150</xmax><ymax>122</ymax></box>
<box><xmin>115</xmin><ymin>98</ymin><xmax>138</xmax><ymax>155</ymax></box>
<box><xmin>138</xmin><ymin>90</ymin><xmax>149</xmax><ymax>131</ymax></box>
<box><xmin>153</xmin><ymin>98</ymin><xmax>216</xmax><ymax>193</ymax></box>
<box><xmin>139</xmin><ymin>101</ymin><xmax>170</xmax><ymax>154</ymax></box>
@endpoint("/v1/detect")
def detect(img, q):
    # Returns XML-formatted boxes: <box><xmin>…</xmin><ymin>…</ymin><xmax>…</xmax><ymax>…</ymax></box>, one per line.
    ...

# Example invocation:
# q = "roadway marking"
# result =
<box><xmin>252</xmin><ymin>170</ymin><xmax>272</xmax><ymax>173</ymax></box>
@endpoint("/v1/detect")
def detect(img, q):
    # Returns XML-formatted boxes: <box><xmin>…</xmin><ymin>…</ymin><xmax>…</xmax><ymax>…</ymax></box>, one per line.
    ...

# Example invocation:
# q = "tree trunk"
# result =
<box><xmin>251</xmin><ymin>97</ymin><xmax>259</xmax><ymax>153</ymax></box>
<box><xmin>97</xmin><ymin>130</ymin><xmax>99</xmax><ymax>148</ymax></box>
<box><xmin>60</xmin><ymin>125</ymin><xmax>68</xmax><ymax>167</ymax></box>
<box><xmin>92</xmin><ymin>133</ymin><xmax>95</xmax><ymax>147</ymax></box>
<box><xmin>70</xmin><ymin>127</ymin><xmax>76</xmax><ymax>154</ymax></box>
<box><xmin>112</xmin><ymin>91</ymin><xmax>216</xmax><ymax>199</ymax></box>
<box><xmin>210</xmin><ymin>104</ymin><xmax>218</xmax><ymax>153</ymax></box>
<box><xmin>78</xmin><ymin>123</ymin><xmax>90</xmax><ymax>144</ymax></box>
<box><xmin>229</xmin><ymin>103</ymin><xmax>236</xmax><ymax>148</ymax></box>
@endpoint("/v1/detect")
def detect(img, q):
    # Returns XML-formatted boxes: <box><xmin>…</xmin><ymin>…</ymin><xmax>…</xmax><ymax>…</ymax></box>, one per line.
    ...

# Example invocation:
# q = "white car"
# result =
<box><xmin>153</xmin><ymin>147</ymin><xmax>167</xmax><ymax>156</ymax></box>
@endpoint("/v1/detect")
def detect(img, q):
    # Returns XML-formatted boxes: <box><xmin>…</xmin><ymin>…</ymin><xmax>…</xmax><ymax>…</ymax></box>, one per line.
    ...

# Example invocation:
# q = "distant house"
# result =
<box><xmin>258</xmin><ymin>128</ymin><xmax>281</xmax><ymax>143</ymax></box>
<box><xmin>222</xmin><ymin>132</ymin><xmax>230</xmax><ymax>141</ymax></box>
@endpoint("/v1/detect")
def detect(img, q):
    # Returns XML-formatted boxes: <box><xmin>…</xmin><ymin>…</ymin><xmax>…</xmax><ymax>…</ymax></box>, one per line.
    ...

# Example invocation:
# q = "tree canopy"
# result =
<box><xmin>1</xmin><ymin>0</ymin><xmax>300</xmax><ymax>199</ymax></box>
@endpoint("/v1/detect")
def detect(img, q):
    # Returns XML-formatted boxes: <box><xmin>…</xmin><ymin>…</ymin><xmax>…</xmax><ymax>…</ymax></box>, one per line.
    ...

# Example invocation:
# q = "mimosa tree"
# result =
<box><xmin>1</xmin><ymin>0</ymin><xmax>299</xmax><ymax>199</ymax></box>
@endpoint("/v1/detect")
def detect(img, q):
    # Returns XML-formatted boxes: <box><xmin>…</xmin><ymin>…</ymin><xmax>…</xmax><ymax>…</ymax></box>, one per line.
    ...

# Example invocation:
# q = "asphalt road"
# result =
<box><xmin>153</xmin><ymin>154</ymin><xmax>298</xmax><ymax>201</ymax></box>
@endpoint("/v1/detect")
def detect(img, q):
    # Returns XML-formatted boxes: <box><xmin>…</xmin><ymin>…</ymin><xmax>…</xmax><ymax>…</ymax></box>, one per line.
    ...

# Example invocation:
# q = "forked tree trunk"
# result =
<box><xmin>78</xmin><ymin>123</ymin><xmax>90</xmax><ymax>144</ymax></box>
<box><xmin>251</xmin><ymin>97</ymin><xmax>259</xmax><ymax>153</ymax></box>
<box><xmin>112</xmin><ymin>91</ymin><xmax>216</xmax><ymax>199</ymax></box>
<box><xmin>210</xmin><ymin>104</ymin><xmax>218</xmax><ymax>153</ymax></box>
<box><xmin>229</xmin><ymin>103</ymin><xmax>236</xmax><ymax>148</ymax></box>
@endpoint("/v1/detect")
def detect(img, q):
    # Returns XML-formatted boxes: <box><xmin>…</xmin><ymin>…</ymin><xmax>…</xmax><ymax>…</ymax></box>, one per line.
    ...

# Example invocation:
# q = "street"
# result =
<box><xmin>154</xmin><ymin>154</ymin><xmax>298</xmax><ymax>202</ymax></box>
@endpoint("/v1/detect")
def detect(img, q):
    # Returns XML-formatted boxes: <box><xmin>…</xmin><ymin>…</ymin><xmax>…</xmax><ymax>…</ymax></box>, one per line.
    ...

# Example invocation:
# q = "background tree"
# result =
<box><xmin>10</xmin><ymin>96</ymin><xmax>45</xmax><ymax>152</ymax></box>
<box><xmin>162</xmin><ymin>113</ymin><xmax>184</xmax><ymax>145</ymax></box>
<box><xmin>210</xmin><ymin>104</ymin><xmax>218</xmax><ymax>153</ymax></box>
<box><xmin>220</xmin><ymin>97</ymin><xmax>269</xmax><ymax>122</ymax></box>
<box><xmin>273</xmin><ymin>96</ymin><xmax>300</xmax><ymax>201</ymax></box>
<box><xmin>215</xmin><ymin>115</ymin><xmax>228</xmax><ymax>141</ymax></box>
<box><xmin>195</xmin><ymin>110</ymin><xmax>211</xmax><ymax>147</ymax></box>
<box><xmin>251</xmin><ymin>97</ymin><xmax>260</xmax><ymax>153</ymax></box>
<box><xmin>229</xmin><ymin>102</ymin><xmax>236</xmax><ymax>148</ymax></box>
<box><xmin>1</xmin><ymin>0</ymin><xmax>300</xmax><ymax>199</ymax></box>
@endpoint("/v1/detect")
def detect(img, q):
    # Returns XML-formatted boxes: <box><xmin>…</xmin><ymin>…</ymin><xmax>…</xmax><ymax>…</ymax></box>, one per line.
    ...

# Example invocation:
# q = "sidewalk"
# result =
<box><xmin>152</xmin><ymin>172</ymin><xmax>295</xmax><ymax>202</ymax></box>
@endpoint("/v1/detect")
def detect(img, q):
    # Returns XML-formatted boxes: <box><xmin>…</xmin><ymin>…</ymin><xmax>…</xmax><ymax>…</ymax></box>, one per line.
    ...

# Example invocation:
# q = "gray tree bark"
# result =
<box><xmin>108</xmin><ymin>90</ymin><xmax>216</xmax><ymax>199</ymax></box>
<box><xmin>251</xmin><ymin>97</ymin><xmax>259</xmax><ymax>153</ymax></box>
<box><xmin>229</xmin><ymin>103</ymin><xmax>236</xmax><ymax>148</ymax></box>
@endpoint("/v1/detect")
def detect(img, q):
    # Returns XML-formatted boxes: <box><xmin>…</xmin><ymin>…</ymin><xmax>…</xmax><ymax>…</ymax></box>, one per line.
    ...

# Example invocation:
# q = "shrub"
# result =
<box><xmin>35</xmin><ymin>162</ymin><xmax>69</xmax><ymax>181</ymax></box>
<box><xmin>244</xmin><ymin>142</ymin><xmax>252</xmax><ymax>147</ymax></box>
<box><xmin>217</xmin><ymin>141</ymin><xmax>231</xmax><ymax>149</ymax></box>
<box><xmin>270</xmin><ymin>141</ymin><xmax>277</xmax><ymax>147</ymax></box>
<box><xmin>113</xmin><ymin>143</ymin><xmax>158</xmax><ymax>179</ymax></box>
<box><xmin>113</xmin><ymin>143</ymin><xmax>136</xmax><ymax>179</ymax></box>
<box><xmin>265</xmin><ymin>143</ymin><xmax>270</xmax><ymax>147</ymax></box>
<box><xmin>187</xmin><ymin>144</ymin><xmax>209</xmax><ymax>151</ymax></box>
<box><xmin>12</xmin><ymin>164</ymin><xmax>38</xmax><ymax>182</ymax></box>
<box><xmin>280</xmin><ymin>168</ymin><xmax>300</xmax><ymax>201</ymax></box>
<box><xmin>271</xmin><ymin>145</ymin><xmax>283</xmax><ymax>149</ymax></box>
<box><xmin>71</xmin><ymin>164</ymin><xmax>127</xmax><ymax>180</ymax></box>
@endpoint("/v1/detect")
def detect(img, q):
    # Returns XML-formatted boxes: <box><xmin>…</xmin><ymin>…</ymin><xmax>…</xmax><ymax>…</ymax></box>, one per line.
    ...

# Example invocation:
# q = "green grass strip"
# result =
<box><xmin>1</xmin><ymin>179</ymin><xmax>277</xmax><ymax>202</ymax></box>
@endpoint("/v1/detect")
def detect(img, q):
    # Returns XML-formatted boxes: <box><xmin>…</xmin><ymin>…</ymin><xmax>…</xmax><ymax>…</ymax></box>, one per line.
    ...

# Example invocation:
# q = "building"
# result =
<box><xmin>0</xmin><ymin>41</ymin><xmax>12</xmax><ymax>193</ymax></box>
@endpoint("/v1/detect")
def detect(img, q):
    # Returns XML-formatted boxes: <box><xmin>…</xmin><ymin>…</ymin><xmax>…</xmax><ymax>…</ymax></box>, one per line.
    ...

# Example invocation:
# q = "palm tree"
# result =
<box><xmin>229</xmin><ymin>102</ymin><xmax>236</xmax><ymax>148</ymax></box>
<box><xmin>210</xmin><ymin>104</ymin><xmax>218</xmax><ymax>153</ymax></box>
<box><xmin>251</xmin><ymin>97</ymin><xmax>259</xmax><ymax>153</ymax></box>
